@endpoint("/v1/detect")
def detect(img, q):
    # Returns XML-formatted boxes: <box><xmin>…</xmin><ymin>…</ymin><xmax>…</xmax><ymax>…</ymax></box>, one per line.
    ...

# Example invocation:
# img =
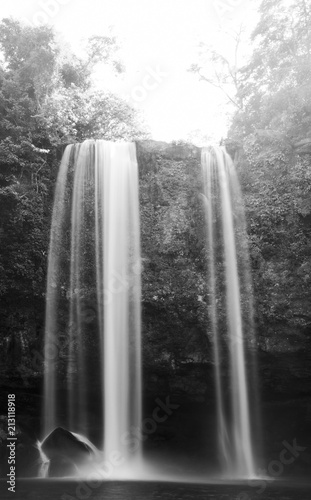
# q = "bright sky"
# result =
<box><xmin>0</xmin><ymin>0</ymin><xmax>260</xmax><ymax>143</ymax></box>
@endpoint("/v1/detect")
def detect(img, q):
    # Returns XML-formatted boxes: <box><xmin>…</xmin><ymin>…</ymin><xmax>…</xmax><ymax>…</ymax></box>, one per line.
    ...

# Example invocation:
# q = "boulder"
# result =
<box><xmin>40</xmin><ymin>427</ymin><xmax>95</xmax><ymax>477</ymax></box>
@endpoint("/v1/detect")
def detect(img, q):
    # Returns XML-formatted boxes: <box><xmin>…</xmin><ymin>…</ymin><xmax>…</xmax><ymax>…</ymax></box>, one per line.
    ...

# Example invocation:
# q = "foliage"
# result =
<box><xmin>0</xmin><ymin>18</ymin><xmax>148</xmax><ymax>378</ymax></box>
<box><xmin>190</xmin><ymin>0</ymin><xmax>311</xmax><ymax>350</ymax></box>
<box><xmin>229</xmin><ymin>0</ymin><xmax>311</xmax><ymax>346</ymax></box>
<box><xmin>137</xmin><ymin>148</ymin><xmax>211</xmax><ymax>370</ymax></box>
<box><xmin>189</xmin><ymin>26</ymin><xmax>248</xmax><ymax>112</ymax></box>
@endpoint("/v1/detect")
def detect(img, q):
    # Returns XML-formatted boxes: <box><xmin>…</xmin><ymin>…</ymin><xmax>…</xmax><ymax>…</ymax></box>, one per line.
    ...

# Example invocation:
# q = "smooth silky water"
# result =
<box><xmin>38</xmin><ymin>140</ymin><xmax>267</xmax><ymax>487</ymax></box>
<box><xmin>201</xmin><ymin>147</ymin><xmax>260</xmax><ymax>479</ymax></box>
<box><xmin>43</xmin><ymin>140</ymin><xmax>142</xmax><ymax>478</ymax></box>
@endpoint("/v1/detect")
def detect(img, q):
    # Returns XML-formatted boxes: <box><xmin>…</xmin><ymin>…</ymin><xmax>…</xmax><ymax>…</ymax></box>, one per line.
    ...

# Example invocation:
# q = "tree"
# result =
<box><xmin>189</xmin><ymin>26</ymin><xmax>248</xmax><ymax>111</ymax></box>
<box><xmin>191</xmin><ymin>0</ymin><xmax>311</xmax><ymax>350</ymax></box>
<box><xmin>226</xmin><ymin>0</ymin><xmax>311</xmax><ymax>347</ymax></box>
<box><xmin>231</xmin><ymin>0</ymin><xmax>311</xmax><ymax>140</ymax></box>
<box><xmin>0</xmin><ymin>18</ymin><xmax>148</xmax><ymax>379</ymax></box>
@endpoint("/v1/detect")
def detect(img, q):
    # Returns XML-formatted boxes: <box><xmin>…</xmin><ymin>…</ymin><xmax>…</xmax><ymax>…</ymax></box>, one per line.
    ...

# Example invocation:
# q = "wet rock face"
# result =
<box><xmin>0</xmin><ymin>138</ymin><xmax>309</xmax><ymax>402</ymax></box>
<box><xmin>136</xmin><ymin>140</ymin><xmax>210</xmax><ymax>375</ymax></box>
<box><xmin>136</xmin><ymin>140</ymin><xmax>311</xmax><ymax>400</ymax></box>
<box><xmin>40</xmin><ymin>427</ymin><xmax>95</xmax><ymax>477</ymax></box>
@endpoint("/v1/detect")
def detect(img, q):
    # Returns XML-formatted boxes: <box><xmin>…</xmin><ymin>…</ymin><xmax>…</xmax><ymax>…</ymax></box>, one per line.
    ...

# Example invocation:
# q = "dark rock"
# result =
<box><xmin>136</xmin><ymin>140</ymin><xmax>200</xmax><ymax>161</ymax></box>
<box><xmin>40</xmin><ymin>427</ymin><xmax>95</xmax><ymax>477</ymax></box>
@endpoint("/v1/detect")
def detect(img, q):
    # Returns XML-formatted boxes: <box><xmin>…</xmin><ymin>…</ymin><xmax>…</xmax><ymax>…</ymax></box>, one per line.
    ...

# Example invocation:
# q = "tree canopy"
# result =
<box><xmin>191</xmin><ymin>0</ymin><xmax>311</xmax><ymax>350</ymax></box>
<box><xmin>0</xmin><ymin>18</ymin><xmax>148</xmax><ymax>378</ymax></box>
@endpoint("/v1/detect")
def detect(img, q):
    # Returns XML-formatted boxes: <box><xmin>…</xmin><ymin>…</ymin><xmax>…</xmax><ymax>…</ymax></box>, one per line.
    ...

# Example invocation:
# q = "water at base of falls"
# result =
<box><xmin>201</xmin><ymin>146</ymin><xmax>259</xmax><ymax>478</ymax></box>
<box><xmin>43</xmin><ymin>140</ymin><xmax>142</xmax><ymax>469</ymax></box>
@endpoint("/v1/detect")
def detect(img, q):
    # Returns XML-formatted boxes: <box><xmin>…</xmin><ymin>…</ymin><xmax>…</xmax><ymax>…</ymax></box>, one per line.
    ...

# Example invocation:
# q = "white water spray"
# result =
<box><xmin>201</xmin><ymin>147</ymin><xmax>256</xmax><ymax>478</ymax></box>
<box><xmin>43</xmin><ymin>140</ymin><xmax>142</xmax><ymax>472</ymax></box>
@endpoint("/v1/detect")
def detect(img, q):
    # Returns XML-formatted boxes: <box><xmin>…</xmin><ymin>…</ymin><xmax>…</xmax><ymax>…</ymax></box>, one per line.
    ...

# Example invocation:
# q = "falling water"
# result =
<box><xmin>44</xmin><ymin>139</ymin><xmax>258</xmax><ymax>480</ymax></box>
<box><xmin>44</xmin><ymin>144</ymin><xmax>74</xmax><ymax>435</ymax></box>
<box><xmin>201</xmin><ymin>147</ymin><xmax>257</xmax><ymax>478</ymax></box>
<box><xmin>43</xmin><ymin>140</ymin><xmax>142</xmax><ymax>470</ymax></box>
<box><xmin>95</xmin><ymin>141</ymin><xmax>141</xmax><ymax>463</ymax></box>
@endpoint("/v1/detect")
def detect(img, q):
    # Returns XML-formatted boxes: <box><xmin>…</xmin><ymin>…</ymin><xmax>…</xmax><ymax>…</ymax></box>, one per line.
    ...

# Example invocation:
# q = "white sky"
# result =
<box><xmin>0</xmin><ymin>0</ymin><xmax>260</xmax><ymax>143</ymax></box>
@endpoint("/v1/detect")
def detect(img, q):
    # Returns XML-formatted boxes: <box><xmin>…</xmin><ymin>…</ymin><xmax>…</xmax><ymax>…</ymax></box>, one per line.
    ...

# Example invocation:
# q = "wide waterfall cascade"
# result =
<box><xmin>201</xmin><ymin>147</ymin><xmax>258</xmax><ymax>478</ymax></box>
<box><xmin>43</xmin><ymin>140</ymin><xmax>142</xmax><ymax>472</ymax></box>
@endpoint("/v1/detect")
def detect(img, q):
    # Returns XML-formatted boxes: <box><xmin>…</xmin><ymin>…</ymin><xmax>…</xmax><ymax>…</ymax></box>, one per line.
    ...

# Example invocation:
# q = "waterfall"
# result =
<box><xmin>43</xmin><ymin>139</ymin><xmax>259</xmax><ymax>480</ymax></box>
<box><xmin>95</xmin><ymin>141</ymin><xmax>141</xmax><ymax>462</ymax></box>
<box><xmin>44</xmin><ymin>144</ymin><xmax>74</xmax><ymax>436</ymax></box>
<box><xmin>43</xmin><ymin>140</ymin><xmax>142</xmax><ymax>470</ymax></box>
<box><xmin>201</xmin><ymin>146</ymin><xmax>257</xmax><ymax>478</ymax></box>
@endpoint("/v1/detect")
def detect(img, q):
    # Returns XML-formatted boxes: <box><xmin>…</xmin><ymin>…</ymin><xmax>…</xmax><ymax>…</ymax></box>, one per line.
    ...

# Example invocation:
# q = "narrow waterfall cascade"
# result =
<box><xmin>43</xmin><ymin>140</ymin><xmax>142</xmax><ymax>475</ymax></box>
<box><xmin>201</xmin><ymin>146</ymin><xmax>259</xmax><ymax>478</ymax></box>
